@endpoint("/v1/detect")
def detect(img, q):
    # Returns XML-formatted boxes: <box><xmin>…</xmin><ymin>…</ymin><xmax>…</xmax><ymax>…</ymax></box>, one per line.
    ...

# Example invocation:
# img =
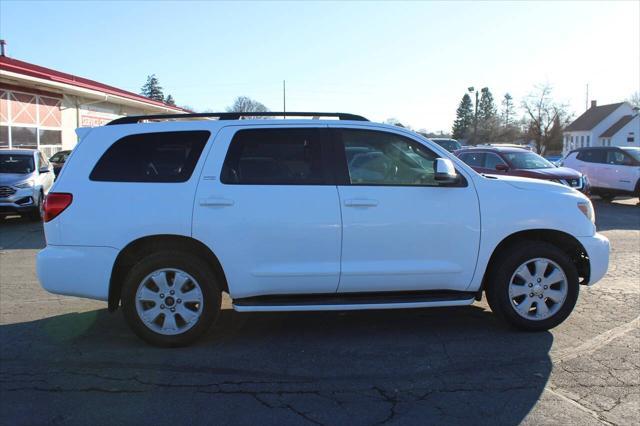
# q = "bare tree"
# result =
<box><xmin>521</xmin><ymin>84</ymin><xmax>572</xmax><ymax>154</ymax></box>
<box><xmin>627</xmin><ymin>91</ymin><xmax>640</xmax><ymax>108</ymax></box>
<box><xmin>226</xmin><ymin>96</ymin><xmax>269</xmax><ymax>113</ymax></box>
<box><xmin>384</xmin><ymin>118</ymin><xmax>406</xmax><ymax>128</ymax></box>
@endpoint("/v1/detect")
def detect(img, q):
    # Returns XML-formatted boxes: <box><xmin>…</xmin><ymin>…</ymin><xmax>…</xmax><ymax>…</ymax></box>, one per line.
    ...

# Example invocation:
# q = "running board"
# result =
<box><xmin>232</xmin><ymin>290</ymin><xmax>476</xmax><ymax>312</ymax></box>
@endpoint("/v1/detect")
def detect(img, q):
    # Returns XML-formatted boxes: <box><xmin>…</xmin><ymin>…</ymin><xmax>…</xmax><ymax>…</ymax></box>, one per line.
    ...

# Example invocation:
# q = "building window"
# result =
<box><xmin>628</xmin><ymin>133</ymin><xmax>635</xmax><ymax>144</ymax></box>
<box><xmin>0</xmin><ymin>88</ymin><xmax>63</xmax><ymax>156</ymax></box>
<box><xmin>586</xmin><ymin>135</ymin><xmax>590</xmax><ymax>146</ymax></box>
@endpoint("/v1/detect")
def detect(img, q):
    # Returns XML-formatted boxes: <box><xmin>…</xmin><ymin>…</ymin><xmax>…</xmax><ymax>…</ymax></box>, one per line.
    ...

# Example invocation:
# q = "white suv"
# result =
<box><xmin>37</xmin><ymin>113</ymin><xmax>610</xmax><ymax>347</ymax></box>
<box><xmin>561</xmin><ymin>147</ymin><xmax>640</xmax><ymax>201</ymax></box>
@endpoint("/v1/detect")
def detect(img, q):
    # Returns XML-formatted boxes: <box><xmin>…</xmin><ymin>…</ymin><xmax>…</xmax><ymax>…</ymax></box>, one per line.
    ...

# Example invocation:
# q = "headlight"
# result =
<box><xmin>14</xmin><ymin>180</ymin><xmax>35</xmax><ymax>188</ymax></box>
<box><xmin>578</xmin><ymin>200</ymin><xmax>595</xmax><ymax>223</ymax></box>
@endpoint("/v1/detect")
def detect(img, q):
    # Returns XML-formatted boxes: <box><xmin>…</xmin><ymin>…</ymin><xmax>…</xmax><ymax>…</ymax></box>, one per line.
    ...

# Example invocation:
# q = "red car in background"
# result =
<box><xmin>455</xmin><ymin>147</ymin><xmax>589</xmax><ymax>194</ymax></box>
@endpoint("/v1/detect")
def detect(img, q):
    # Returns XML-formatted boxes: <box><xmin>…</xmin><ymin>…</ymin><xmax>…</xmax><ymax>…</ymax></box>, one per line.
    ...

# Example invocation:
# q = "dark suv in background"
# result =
<box><xmin>456</xmin><ymin>146</ymin><xmax>589</xmax><ymax>193</ymax></box>
<box><xmin>430</xmin><ymin>138</ymin><xmax>462</xmax><ymax>152</ymax></box>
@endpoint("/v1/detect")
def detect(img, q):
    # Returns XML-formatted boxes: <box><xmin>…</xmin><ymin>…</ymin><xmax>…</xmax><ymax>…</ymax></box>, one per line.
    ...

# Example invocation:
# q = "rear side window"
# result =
<box><xmin>576</xmin><ymin>149</ymin><xmax>605</xmax><ymax>163</ymax></box>
<box><xmin>90</xmin><ymin>131</ymin><xmax>210</xmax><ymax>182</ymax></box>
<box><xmin>221</xmin><ymin>128</ymin><xmax>327</xmax><ymax>185</ymax></box>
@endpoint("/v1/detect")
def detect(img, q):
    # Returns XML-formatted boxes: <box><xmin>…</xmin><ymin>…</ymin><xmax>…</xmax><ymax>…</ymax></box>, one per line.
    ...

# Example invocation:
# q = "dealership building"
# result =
<box><xmin>0</xmin><ymin>48</ymin><xmax>185</xmax><ymax>157</ymax></box>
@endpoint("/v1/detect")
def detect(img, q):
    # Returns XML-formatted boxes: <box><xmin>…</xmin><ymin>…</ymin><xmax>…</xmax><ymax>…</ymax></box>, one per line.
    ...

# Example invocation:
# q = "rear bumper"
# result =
<box><xmin>577</xmin><ymin>233</ymin><xmax>610</xmax><ymax>286</ymax></box>
<box><xmin>37</xmin><ymin>245</ymin><xmax>118</xmax><ymax>301</ymax></box>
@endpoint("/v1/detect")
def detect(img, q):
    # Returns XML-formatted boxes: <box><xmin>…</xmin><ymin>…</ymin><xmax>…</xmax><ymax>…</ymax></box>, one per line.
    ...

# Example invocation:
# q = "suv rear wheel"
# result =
<box><xmin>486</xmin><ymin>241</ymin><xmax>579</xmax><ymax>331</ymax></box>
<box><xmin>122</xmin><ymin>251</ymin><xmax>221</xmax><ymax>347</ymax></box>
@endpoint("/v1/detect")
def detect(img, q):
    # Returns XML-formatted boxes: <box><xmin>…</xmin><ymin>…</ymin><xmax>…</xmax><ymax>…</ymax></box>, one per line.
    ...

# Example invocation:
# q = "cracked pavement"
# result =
<box><xmin>0</xmin><ymin>198</ymin><xmax>638</xmax><ymax>425</ymax></box>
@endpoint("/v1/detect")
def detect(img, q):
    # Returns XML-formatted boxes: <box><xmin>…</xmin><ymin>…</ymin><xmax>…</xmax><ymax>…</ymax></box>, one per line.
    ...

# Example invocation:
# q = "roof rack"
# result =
<box><xmin>107</xmin><ymin>112</ymin><xmax>368</xmax><ymax>125</ymax></box>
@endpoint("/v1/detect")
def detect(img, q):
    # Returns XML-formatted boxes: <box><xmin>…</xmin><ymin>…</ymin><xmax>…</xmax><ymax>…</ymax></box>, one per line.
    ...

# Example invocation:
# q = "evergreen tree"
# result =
<box><xmin>478</xmin><ymin>87</ymin><xmax>496</xmax><ymax>122</ymax></box>
<box><xmin>451</xmin><ymin>94</ymin><xmax>473</xmax><ymax>141</ymax></box>
<box><xmin>546</xmin><ymin>115</ymin><xmax>564</xmax><ymax>154</ymax></box>
<box><xmin>477</xmin><ymin>87</ymin><xmax>497</xmax><ymax>144</ymax></box>
<box><xmin>501</xmin><ymin>93</ymin><xmax>515</xmax><ymax>126</ymax></box>
<box><xmin>165</xmin><ymin>94</ymin><xmax>175</xmax><ymax>106</ymax></box>
<box><xmin>140</xmin><ymin>74</ymin><xmax>165</xmax><ymax>102</ymax></box>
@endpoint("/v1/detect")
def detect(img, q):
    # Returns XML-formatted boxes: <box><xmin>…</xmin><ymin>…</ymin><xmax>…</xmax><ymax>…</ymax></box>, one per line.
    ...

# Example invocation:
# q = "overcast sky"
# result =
<box><xmin>1</xmin><ymin>1</ymin><xmax>638</xmax><ymax>132</ymax></box>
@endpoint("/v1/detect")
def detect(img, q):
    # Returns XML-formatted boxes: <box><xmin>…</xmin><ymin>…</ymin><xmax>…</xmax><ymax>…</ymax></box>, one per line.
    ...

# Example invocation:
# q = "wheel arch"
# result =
<box><xmin>481</xmin><ymin>229</ymin><xmax>590</xmax><ymax>297</ymax></box>
<box><xmin>108</xmin><ymin>234</ymin><xmax>228</xmax><ymax>311</ymax></box>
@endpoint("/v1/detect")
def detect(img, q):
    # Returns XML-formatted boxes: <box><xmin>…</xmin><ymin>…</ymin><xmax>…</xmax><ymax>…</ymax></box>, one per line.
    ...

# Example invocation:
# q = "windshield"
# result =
<box><xmin>503</xmin><ymin>151</ymin><xmax>555</xmax><ymax>169</ymax></box>
<box><xmin>0</xmin><ymin>154</ymin><xmax>35</xmax><ymax>174</ymax></box>
<box><xmin>50</xmin><ymin>151</ymin><xmax>70</xmax><ymax>163</ymax></box>
<box><xmin>621</xmin><ymin>148</ymin><xmax>640</xmax><ymax>162</ymax></box>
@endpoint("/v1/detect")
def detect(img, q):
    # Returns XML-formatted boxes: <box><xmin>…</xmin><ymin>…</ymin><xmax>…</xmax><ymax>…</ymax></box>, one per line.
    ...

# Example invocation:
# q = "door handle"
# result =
<box><xmin>344</xmin><ymin>198</ymin><xmax>378</xmax><ymax>207</ymax></box>
<box><xmin>199</xmin><ymin>198</ymin><xmax>234</xmax><ymax>207</ymax></box>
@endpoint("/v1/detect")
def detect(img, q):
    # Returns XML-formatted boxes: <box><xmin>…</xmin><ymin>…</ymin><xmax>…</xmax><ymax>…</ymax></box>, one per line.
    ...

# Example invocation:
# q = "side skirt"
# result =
<box><xmin>232</xmin><ymin>290</ymin><xmax>476</xmax><ymax>312</ymax></box>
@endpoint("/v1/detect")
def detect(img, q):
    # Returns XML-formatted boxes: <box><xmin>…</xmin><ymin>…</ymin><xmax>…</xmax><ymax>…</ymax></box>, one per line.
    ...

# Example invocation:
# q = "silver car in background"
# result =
<box><xmin>0</xmin><ymin>149</ymin><xmax>54</xmax><ymax>220</ymax></box>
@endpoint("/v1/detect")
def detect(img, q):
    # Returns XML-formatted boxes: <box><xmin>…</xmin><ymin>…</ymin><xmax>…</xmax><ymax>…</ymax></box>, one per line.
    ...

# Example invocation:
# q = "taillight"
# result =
<box><xmin>43</xmin><ymin>193</ymin><xmax>73</xmax><ymax>222</ymax></box>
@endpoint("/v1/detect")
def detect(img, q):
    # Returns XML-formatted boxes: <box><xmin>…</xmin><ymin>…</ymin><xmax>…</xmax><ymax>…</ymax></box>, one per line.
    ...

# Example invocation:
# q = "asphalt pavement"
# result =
<box><xmin>0</xmin><ymin>199</ymin><xmax>638</xmax><ymax>425</ymax></box>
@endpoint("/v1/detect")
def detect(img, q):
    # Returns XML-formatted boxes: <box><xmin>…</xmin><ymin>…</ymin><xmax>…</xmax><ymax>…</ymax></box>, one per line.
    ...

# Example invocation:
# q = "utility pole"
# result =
<box><xmin>468</xmin><ymin>86</ymin><xmax>479</xmax><ymax>145</ymax></box>
<box><xmin>585</xmin><ymin>83</ymin><xmax>589</xmax><ymax>111</ymax></box>
<box><xmin>283</xmin><ymin>80</ymin><xmax>286</xmax><ymax>117</ymax></box>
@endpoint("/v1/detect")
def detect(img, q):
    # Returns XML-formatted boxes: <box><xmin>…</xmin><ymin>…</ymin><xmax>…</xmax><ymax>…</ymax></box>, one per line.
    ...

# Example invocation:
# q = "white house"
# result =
<box><xmin>563</xmin><ymin>101</ymin><xmax>639</xmax><ymax>154</ymax></box>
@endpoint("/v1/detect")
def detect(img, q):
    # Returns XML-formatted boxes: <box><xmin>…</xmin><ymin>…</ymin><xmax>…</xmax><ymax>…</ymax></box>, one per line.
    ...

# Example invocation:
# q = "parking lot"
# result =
<box><xmin>0</xmin><ymin>199</ymin><xmax>638</xmax><ymax>425</ymax></box>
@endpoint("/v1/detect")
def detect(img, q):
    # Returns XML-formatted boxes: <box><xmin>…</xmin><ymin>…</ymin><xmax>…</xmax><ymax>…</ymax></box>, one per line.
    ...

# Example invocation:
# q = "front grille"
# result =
<box><xmin>0</xmin><ymin>186</ymin><xmax>17</xmax><ymax>198</ymax></box>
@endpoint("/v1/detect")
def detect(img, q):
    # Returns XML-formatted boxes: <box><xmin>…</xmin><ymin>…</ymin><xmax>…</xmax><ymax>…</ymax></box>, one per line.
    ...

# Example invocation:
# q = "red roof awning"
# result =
<box><xmin>0</xmin><ymin>56</ymin><xmax>187</xmax><ymax>112</ymax></box>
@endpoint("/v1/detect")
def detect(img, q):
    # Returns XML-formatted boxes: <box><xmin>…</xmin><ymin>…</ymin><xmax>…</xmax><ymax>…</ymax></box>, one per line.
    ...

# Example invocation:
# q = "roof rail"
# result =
<box><xmin>107</xmin><ymin>112</ymin><xmax>369</xmax><ymax>125</ymax></box>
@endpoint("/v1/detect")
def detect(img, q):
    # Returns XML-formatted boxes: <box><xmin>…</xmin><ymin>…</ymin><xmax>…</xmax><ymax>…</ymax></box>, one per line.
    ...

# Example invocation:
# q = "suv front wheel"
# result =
<box><xmin>122</xmin><ymin>252</ymin><xmax>221</xmax><ymax>347</ymax></box>
<box><xmin>486</xmin><ymin>241</ymin><xmax>579</xmax><ymax>331</ymax></box>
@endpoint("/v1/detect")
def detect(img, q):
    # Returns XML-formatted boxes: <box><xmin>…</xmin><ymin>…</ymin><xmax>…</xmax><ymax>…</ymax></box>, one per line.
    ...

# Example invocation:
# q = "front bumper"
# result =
<box><xmin>37</xmin><ymin>245</ymin><xmax>119</xmax><ymax>301</ymax></box>
<box><xmin>577</xmin><ymin>233</ymin><xmax>610</xmax><ymax>285</ymax></box>
<box><xmin>0</xmin><ymin>187</ymin><xmax>38</xmax><ymax>215</ymax></box>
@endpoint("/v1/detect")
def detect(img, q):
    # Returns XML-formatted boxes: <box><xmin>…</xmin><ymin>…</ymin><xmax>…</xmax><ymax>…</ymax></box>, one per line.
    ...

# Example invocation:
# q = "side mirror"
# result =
<box><xmin>39</xmin><ymin>166</ymin><xmax>50</xmax><ymax>174</ymax></box>
<box><xmin>495</xmin><ymin>164</ymin><xmax>509</xmax><ymax>171</ymax></box>
<box><xmin>434</xmin><ymin>158</ymin><xmax>458</xmax><ymax>183</ymax></box>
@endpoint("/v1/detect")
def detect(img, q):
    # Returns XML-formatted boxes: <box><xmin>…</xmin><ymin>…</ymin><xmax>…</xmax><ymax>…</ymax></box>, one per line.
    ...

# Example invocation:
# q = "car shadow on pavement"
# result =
<box><xmin>0</xmin><ymin>216</ymin><xmax>45</xmax><ymax>250</ymax></box>
<box><xmin>0</xmin><ymin>305</ymin><xmax>554</xmax><ymax>425</ymax></box>
<box><xmin>593</xmin><ymin>199</ymin><xmax>640</xmax><ymax>231</ymax></box>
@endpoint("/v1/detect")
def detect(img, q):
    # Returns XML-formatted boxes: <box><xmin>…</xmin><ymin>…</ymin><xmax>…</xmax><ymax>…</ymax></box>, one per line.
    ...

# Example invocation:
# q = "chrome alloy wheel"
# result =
<box><xmin>508</xmin><ymin>258</ymin><xmax>568</xmax><ymax>321</ymax></box>
<box><xmin>135</xmin><ymin>268</ymin><xmax>204</xmax><ymax>335</ymax></box>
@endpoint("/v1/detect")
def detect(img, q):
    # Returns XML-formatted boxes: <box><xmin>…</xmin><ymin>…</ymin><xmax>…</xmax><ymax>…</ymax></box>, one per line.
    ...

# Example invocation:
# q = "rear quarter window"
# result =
<box><xmin>90</xmin><ymin>131</ymin><xmax>210</xmax><ymax>182</ymax></box>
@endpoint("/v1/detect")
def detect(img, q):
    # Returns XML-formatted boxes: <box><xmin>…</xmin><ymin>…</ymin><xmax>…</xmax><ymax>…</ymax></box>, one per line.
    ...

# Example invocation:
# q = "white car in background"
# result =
<box><xmin>561</xmin><ymin>147</ymin><xmax>640</xmax><ymax>202</ymax></box>
<box><xmin>0</xmin><ymin>149</ymin><xmax>54</xmax><ymax>220</ymax></box>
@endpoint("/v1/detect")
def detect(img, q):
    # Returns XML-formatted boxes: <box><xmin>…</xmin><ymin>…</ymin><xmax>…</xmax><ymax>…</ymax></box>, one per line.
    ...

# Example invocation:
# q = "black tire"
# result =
<box><xmin>122</xmin><ymin>251</ymin><xmax>221</xmax><ymax>347</ymax></box>
<box><xmin>27</xmin><ymin>192</ymin><xmax>44</xmax><ymax>221</ymax></box>
<box><xmin>486</xmin><ymin>241</ymin><xmax>579</xmax><ymax>331</ymax></box>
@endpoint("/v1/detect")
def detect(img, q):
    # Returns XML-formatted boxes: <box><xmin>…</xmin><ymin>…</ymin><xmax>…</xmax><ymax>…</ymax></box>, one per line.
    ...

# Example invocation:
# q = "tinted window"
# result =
<box><xmin>459</xmin><ymin>152</ymin><xmax>485</xmax><ymax>168</ymax></box>
<box><xmin>221</xmin><ymin>128</ymin><xmax>326</xmax><ymax>185</ymax></box>
<box><xmin>340</xmin><ymin>129</ymin><xmax>444</xmax><ymax>186</ymax></box>
<box><xmin>576</xmin><ymin>149</ymin><xmax>606</xmax><ymax>163</ymax></box>
<box><xmin>90</xmin><ymin>131</ymin><xmax>210</xmax><ymax>182</ymax></box>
